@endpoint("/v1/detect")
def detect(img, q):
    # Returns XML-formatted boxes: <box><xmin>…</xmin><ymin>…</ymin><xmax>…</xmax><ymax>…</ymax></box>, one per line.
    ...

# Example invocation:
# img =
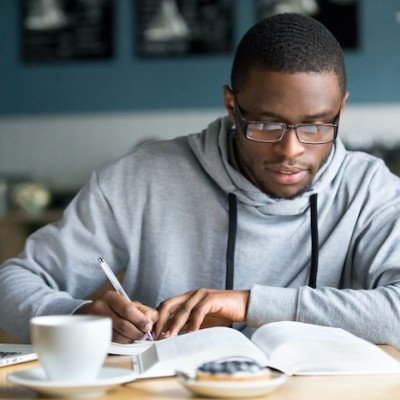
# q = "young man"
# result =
<box><xmin>1</xmin><ymin>13</ymin><xmax>400</xmax><ymax>348</ymax></box>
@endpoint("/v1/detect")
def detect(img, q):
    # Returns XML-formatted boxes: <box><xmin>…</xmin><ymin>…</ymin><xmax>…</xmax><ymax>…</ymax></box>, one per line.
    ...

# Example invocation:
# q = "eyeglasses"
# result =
<box><xmin>234</xmin><ymin>99</ymin><xmax>340</xmax><ymax>145</ymax></box>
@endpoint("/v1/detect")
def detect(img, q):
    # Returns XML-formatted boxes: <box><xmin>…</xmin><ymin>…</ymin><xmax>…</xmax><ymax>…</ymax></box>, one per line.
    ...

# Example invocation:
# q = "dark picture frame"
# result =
<box><xmin>256</xmin><ymin>0</ymin><xmax>359</xmax><ymax>49</ymax></box>
<box><xmin>135</xmin><ymin>0</ymin><xmax>233</xmax><ymax>58</ymax></box>
<box><xmin>21</xmin><ymin>0</ymin><xmax>114</xmax><ymax>63</ymax></box>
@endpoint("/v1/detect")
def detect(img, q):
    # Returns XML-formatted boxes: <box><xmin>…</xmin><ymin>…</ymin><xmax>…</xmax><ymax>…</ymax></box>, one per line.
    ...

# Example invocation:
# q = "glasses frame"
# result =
<box><xmin>234</xmin><ymin>98</ymin><xmax>340</xmax><ymax>145</ymax></box>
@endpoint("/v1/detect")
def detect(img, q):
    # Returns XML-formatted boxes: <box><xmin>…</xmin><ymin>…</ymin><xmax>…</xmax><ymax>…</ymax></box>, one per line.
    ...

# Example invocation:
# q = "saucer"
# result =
<box><xmin>7</xmin><ymin>366</ymin><xmax>137</xmax><ymax>398</ymax></box>
<box><xmin>177</xmin><ymin>371</ymin><xmax>287</xmax><ymax>399</ymax></box>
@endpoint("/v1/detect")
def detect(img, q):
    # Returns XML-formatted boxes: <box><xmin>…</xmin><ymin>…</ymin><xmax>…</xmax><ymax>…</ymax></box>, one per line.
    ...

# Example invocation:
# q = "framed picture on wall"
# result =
<box><xmin>255</xmin><ymin>0</ymin><xmax>359</xmax><ymax>49</ymax></box>
<box><xmin>21</xmin><ymin>0</ymin><xmax>114</xmax><ymax>63</ymax></box>
<box><xmin>135</xmin><ymin>0</ymin><xmax>233</xmax><ymax>57</ymax></box>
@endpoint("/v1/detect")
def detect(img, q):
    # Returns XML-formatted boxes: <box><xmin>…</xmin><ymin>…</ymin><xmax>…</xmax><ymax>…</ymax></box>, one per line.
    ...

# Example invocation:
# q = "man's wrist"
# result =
<box><xmin>73</xmin><ymin>301</ymin><xmax>93</xmax><ymax>315</ymax></box>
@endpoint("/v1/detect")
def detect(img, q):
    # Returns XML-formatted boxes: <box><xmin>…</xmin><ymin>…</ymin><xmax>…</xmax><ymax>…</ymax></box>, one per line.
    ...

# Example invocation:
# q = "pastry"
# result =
<box><xmin>196</xmin><ymin>358</ymin><xmax>272</xmax><ymax>382</ymax></box>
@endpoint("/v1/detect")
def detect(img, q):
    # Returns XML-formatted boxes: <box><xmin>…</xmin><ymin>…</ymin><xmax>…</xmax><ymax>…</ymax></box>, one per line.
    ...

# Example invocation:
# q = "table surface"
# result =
<box><xmin>1</xmin><ymin>347</ymin><xmax>400</xmax><ymax>399</ymax></box>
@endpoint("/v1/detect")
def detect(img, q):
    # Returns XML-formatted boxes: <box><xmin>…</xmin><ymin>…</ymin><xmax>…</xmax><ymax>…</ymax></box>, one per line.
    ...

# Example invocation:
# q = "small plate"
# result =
<box><xmin>7</xmin><ymin>366</ymin><xmax>137</xmax><ymax>398</ymax></box>
<box><xmin>177</xmin><ymin>371</ymin><xmax>288</xmax><ymax>399</ymax></box>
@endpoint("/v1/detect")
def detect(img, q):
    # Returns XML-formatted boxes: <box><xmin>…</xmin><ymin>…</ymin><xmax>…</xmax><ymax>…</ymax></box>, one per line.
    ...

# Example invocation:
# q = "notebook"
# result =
<box><xmin>0</xmin><ymin>344</ymin><xmax>37</xmax><ymax>367</ymax></box>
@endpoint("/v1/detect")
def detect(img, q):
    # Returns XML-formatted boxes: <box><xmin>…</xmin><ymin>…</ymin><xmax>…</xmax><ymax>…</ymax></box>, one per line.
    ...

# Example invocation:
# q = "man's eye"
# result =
<box><xmin>249</xmin><ymin>123</ymin><xmax>282</xmax><ymax>132</ymax></box>
<box><xmin>300</xmin><ymin>125</ymin><xmax>319</xmax><ymax>134</ymax></box>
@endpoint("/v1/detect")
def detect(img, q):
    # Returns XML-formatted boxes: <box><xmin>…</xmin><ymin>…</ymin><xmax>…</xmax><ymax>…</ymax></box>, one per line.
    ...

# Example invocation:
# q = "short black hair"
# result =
<box><xmin>231</xmin><ymin>13</ymin><xmax>346</xmax><ymax>96</ymax></box>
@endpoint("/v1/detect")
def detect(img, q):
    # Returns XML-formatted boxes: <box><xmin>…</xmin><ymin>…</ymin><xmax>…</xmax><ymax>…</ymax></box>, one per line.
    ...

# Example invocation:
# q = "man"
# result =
<box><xmin>1</xmin><ymin>13</ymin><xmax>400</xmax><ymax>348</ymax></box>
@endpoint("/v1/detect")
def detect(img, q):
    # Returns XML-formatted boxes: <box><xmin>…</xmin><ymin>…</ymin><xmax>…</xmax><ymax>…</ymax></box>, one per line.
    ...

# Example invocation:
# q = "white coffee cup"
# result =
<box><xmin>30</xmin><ymin>315</ymin><xmax>112</xmax><ymax>383</ymax></box>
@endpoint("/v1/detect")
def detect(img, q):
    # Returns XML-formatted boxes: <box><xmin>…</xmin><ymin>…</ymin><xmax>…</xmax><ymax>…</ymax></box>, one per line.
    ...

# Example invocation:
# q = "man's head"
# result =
<box><xmin>224</xmin><ymin>13</ymin><xmax>349</xmax><ymax>199</ymax></box>
<box><xmin>231</xmin><ymin>13</ymin><xmax>346</xmax><ymax>97</ymax></box>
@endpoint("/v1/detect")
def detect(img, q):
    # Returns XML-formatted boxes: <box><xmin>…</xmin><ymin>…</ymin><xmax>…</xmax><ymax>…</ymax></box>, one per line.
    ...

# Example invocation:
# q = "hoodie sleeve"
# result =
<box><xmin>247</xmin><ymin>192</ymin><xmax>400</xmax><ymax>350</ymax></box>
<box><xmin>0</xmin><ymin>170</ymin><xmax>126</xmax><ymax>342</ymax></box>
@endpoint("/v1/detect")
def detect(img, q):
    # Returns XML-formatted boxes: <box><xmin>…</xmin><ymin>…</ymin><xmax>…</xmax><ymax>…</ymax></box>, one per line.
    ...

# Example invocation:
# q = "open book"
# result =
<box><xmin>112</xmin><ymin>321</ymin><xmax>400</xmax><ymax>379</ymax></box>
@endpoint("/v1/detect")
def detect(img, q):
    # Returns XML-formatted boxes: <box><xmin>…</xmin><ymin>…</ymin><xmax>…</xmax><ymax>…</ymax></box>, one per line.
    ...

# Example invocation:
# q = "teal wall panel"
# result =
<box><xmin>1</xmin><ymin>1</ymin><xmax>399</xmax><ymax>115</ymax></box>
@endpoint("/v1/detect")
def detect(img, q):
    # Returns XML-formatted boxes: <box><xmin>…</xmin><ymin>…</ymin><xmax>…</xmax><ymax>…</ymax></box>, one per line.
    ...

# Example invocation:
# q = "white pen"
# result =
<box><xmin>97</xmin><ymin>256</ymin><xmax>153</xmax><ymax>341</ymax></box>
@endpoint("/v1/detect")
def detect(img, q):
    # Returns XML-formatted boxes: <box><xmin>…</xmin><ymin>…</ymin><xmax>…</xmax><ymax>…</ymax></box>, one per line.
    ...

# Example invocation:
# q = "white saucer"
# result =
<box><xmin>7</xmin><ymin>366</ymin><xmax>137</xmax><ymax>398</ymax></box>
<box><xmin>177</xmin><ymin>371</ymin><xmax>287</xmax><ymax>399</ymax></box>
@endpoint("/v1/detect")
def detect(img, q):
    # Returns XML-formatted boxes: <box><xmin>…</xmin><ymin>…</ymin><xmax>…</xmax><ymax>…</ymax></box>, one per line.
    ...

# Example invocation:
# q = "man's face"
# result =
<box><xmin>224</xmin><ymin>70</ymin><xmax>347</xmax><ymax>199</ymax></box>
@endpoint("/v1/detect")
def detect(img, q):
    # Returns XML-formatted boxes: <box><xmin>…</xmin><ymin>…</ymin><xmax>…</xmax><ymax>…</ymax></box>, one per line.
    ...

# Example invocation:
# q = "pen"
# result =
<box><xmin>97</xmin><ymin>256</ymin><xmax>153</xmax><ymax>341</ymax></box>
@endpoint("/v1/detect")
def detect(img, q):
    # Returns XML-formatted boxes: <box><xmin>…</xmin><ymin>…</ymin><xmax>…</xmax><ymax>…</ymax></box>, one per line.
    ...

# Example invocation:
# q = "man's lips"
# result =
<box><xmin>266</xmin><ymin>166</ymin><xmax>308</xmax><ymax>185</ymax></box>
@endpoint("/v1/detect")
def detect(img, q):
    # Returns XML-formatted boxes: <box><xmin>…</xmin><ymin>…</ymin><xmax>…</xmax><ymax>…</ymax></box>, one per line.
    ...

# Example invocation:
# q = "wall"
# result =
<box><xmin>0</xmin><ymin>0</ymin><xmax>246</xmax><ymax>115</ymax></box>
<box><xmin>1</xmin><ymin>1</ymin><xmax>400</xmax><ymax>190</ymax></box>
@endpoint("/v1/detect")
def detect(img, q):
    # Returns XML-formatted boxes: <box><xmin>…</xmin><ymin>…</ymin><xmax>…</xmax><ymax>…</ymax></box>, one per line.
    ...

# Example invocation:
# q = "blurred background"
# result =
<box><xmin>1</xmin><ymin>0</ymin><xmax>400</xmax><ymax>264</ymax></box>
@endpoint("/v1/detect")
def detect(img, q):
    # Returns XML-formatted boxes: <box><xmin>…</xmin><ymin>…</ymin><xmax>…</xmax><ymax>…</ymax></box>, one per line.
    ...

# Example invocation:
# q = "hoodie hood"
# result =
<box><xmin>188</xmin><ymin>116</ymin><xmax>347</xmax><ymax>216</ymax></box>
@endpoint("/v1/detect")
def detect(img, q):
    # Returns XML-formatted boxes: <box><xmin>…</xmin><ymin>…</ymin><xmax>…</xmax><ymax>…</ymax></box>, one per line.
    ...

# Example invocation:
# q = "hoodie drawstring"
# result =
<box><xmin>226</xmin><ymin>193</ymin><xmax>237</xmax><ymax>290</ymax></box>
<box><xmin>308</xmin><ymin>194</ymin><xmax>319</xmax><ymax>288</ymax></box>
<box><xmin>225</xmin><ymin>193</ymin><xmax>319</xmax><ymax>290</ymax></box>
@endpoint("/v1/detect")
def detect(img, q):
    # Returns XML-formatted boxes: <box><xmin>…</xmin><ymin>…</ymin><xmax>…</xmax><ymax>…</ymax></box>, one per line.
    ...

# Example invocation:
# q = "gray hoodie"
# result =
<box><xmin>1</xmin><ymin>117</ymin><xmax>400</xmax><ymax>347</ymax></box>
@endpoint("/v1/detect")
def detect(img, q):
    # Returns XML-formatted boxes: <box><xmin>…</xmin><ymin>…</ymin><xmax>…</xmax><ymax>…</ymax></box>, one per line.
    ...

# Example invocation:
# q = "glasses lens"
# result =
<box><xmin>297</xmin><ymin>125</ymin><xmax>336</xmax><ymax>143</ymax></box>
<box><xmin>247</xmin><ymin>123</ymin><xmax>284</xmax><ymax>142</ymax></box>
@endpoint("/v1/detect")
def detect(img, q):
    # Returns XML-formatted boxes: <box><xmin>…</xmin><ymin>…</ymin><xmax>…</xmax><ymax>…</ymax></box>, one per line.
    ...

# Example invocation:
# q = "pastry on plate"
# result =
<box><xmin>195</xmin><ymin>358</ymin><xmax>272</xmax><ymax>382</ymax></box>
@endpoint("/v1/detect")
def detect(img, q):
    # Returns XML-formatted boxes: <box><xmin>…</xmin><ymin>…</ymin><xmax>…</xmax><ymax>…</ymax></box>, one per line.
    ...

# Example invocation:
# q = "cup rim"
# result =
<box><xmin>30</xmin><ymin>315</ymin><xmax>111</xmax><ymax>327</ymax></box>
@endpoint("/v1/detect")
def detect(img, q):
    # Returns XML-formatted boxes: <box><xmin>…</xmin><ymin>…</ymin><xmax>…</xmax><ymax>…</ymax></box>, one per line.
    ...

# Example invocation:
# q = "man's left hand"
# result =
<box><xmin>154</xmin><ymin>289</ymin><xmax>250</xmax><ymax>339</ymax></box>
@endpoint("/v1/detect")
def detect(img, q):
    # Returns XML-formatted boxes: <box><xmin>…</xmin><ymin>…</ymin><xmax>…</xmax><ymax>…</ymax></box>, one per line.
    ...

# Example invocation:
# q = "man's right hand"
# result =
<box><xmin>75</xmin><ymin>291</ymin><xmax>158</xmax><ymax>343</ymax></box>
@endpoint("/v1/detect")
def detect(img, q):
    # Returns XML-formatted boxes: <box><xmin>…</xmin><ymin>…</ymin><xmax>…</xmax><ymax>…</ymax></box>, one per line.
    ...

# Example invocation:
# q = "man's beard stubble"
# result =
<box><xmin>237</xmin><ymin>151</ymin><xmax>331</xmax><ymax>200</ymax></box>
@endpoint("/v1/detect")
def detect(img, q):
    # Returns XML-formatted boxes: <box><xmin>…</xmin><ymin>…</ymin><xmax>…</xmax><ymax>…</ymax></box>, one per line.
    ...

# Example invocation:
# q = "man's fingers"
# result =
<box><xmin>155</xmin><ymin>289</ymin><xmax>251</xmax><ymax>338</ymax></box>
<box><xmin>167</xmin><ymin>290</ymin><xmax>216</xmax><ymax>335</ymax></box>
<box><xmin>111</xmin><ymin>317</ymin><xmax>149</xmax><ymax>343</ymax></box>
<box><xmin>156</xmin><ymin>289</ymin><xmax>212</xmax><ymax>338</ymax></box>
<box><xmin>155</xmin><ymin>292</ymin><xmax>192</xmax><ymax>338</ymax></box>
<box><xmin>133</xmin><ymin>300</ymin><xmax>159</xmax><ymax>334</ymax></box>
<box><xmin>77</xmin><ymin>291</ymin><xmax>158</xmax><ymax>342</ymax></box>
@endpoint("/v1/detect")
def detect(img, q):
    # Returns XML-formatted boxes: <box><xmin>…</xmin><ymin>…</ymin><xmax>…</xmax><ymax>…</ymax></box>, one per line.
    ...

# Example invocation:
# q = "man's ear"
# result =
<box><xmin>340</xmin><ymin>91</ymin><xmax>350</xmax><ymax>113</ymax></box>
<box><xmin>223</xmin><ymin>85</ymin><xmax>236</xmax><ymax>124</ymax></box>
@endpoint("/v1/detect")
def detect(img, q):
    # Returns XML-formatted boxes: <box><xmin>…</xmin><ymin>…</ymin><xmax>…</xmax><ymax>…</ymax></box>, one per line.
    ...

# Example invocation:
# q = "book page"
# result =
<box><xmin>108</xmin><ymin>340</ymin><xmax>153</xmax><ymax>356</ymax></box>
<box><xmin>252</xmin><ymin>321</ymin><xmax>363</xmax><ymax>355</ymax></box>
<box><xmin>269</xmin><ymin>339</ymin><xmax>400</xmax><ymax>375</ymax></box>
<box><xmin>134</xmin><ymin>326</ymin><xmax>269</xmax><ymax>378</ymax></box>
<box><xmin>251</xmin><ymin>321</ymin><xmax>400</xmax><ymax>375</ymax></box>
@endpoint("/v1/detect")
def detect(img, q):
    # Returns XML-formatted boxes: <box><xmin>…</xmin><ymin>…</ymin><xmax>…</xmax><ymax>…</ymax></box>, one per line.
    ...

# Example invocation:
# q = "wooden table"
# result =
<box><xmin>1</xmin><ymin>348</ymin><xmax>400</xmax><ymax>399</ymax></box>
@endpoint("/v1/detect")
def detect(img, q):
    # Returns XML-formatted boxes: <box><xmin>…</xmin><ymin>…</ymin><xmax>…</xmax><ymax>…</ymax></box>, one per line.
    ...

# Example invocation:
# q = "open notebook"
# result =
<box><xmin>0</xmin><ymin>344</ymin><xmax>37</xmax><ymax>367</ymax></box>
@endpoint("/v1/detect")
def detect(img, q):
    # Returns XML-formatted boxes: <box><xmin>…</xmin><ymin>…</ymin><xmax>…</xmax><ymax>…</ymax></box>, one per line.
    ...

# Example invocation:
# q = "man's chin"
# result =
<box><xmin>259</xmin><ymin>182</ymin><xmax>311</xmax><ymax>200</ymax></box>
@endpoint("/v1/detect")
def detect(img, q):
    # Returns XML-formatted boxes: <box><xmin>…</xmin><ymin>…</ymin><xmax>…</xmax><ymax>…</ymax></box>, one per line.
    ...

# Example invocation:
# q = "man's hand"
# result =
<box><xmin>75</xmin><ymin>291</ymin><xmax>158</xmax><ymax>343</ymax></box>
<box><xmin>154</xmin><ymin>289</ymin><xmax>250</xmax><ymax>339</ymax></box>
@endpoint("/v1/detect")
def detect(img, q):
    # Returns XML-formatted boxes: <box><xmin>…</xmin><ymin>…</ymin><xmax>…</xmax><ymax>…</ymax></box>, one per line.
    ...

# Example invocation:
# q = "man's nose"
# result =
<box><xmin>274</xmin><ymin>128</ymin><xmax>305</xmax><ymax>159</ymax></box>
